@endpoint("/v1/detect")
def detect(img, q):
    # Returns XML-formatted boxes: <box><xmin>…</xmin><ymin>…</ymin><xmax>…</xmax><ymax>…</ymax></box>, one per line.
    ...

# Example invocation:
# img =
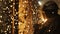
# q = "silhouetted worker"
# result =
<box><xmin>33</xmin><ymin>1</ymin><xmax>60</xmax><ymax>34</ymax></box>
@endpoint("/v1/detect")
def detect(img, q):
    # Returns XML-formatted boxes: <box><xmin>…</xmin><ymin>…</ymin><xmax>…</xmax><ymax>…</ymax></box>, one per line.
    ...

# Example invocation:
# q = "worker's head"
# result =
<box><xmin>42</xmin><ymin>1</ymin><xmax>59</xmax><ymax>17</ymax></box>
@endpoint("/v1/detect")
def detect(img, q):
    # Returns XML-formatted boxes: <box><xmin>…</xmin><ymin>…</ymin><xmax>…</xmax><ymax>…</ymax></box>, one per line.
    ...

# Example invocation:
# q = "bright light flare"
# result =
<box><xmin>41</xmin><ymin>18</ymin><xmax>48</xmax><ymax>24</ymax></box>
<box><xmin>38</xmin><ymin>1</ymin><xmax>42</xmax><ymax>5</ymax></box>
<box><xmin>42</xmin><ymin>18</ymin><xmax>47</xmax><ymax>23</ymax></box>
